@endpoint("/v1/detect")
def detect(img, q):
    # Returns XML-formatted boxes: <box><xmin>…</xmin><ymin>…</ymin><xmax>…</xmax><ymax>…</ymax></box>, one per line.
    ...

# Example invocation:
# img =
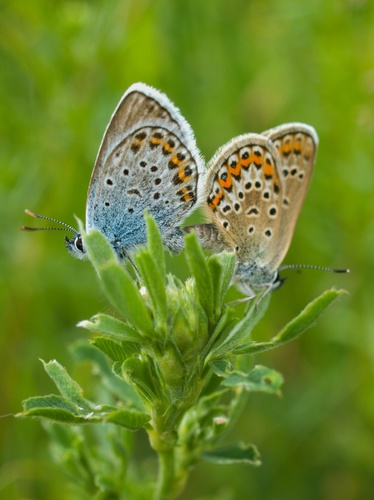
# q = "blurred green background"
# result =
<box><xmin>1</xmin><ymin>0</ymin><xmax>373</xmax><ymax>498</ymax></box>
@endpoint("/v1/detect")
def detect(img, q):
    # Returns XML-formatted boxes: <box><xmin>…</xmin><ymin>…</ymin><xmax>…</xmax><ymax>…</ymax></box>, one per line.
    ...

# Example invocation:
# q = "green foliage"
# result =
<box><xmin>84</xmin><ymin>229</ymin><xmax>154</xmax><ymax>337</ymax></box>
<box><xmin>232</xmin><ymin>288</ymin><xmax>346</xmax><ymax>355</ymax></box>
<box><xmin>20</xmin><ymin>359</ymin><xmax>150</xmax><ymax>430</ymax></box>
<box><xmin>17</xmin><ymin>215</ymin><xmax>344</xmax><ymax>499</ymax></box>
<box><xmin>2</xmin><ymin>1</ymin><xmax>366</xmax><ymax>497</ymax></box>
<box><xmin>202</xmin><ymin>443</ymin><xmax>261</xmax><ymax>466</ymax></box>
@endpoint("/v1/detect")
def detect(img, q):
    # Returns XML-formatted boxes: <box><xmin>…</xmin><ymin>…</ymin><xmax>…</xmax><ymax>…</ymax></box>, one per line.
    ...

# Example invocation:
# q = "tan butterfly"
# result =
<box><xmin>187</xmin><ymin>123</ymin><xmax>345</xmax><ymax>297</ymax></box>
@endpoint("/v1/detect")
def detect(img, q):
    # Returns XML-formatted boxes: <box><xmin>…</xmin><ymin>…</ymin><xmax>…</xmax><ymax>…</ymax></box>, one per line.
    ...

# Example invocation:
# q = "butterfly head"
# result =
<box><xmin>234</xmin><ymin>260</ymin><xmax>278</xmax><ymax>293</ymax></box>
<box><xmin>20</xmin><ymin>209</ymin><xmax>89</xmax><ymax>259</ymax></box>
<box><xmin>65</xmin><ymin>234</ymin><xmax>87</xmax><ymax>259</ymax></box>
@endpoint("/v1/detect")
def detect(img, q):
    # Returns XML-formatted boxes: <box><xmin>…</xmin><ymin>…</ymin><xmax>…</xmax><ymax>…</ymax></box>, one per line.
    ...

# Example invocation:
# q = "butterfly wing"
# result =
<box><xmin>184</xmin><ymin>223</ymin><xmax>229</xmax><ymax>253</ymax></box>
<box><xmin>86</xmin><ymin>83</ymin><xmax>204</xmax><ymax>253</ymax></box>
<box><xmin>204</xmin><ymin>134</ymin><xmax>285</xmax><ymax>272</ymax></box>
<box><xmin>262</xmin><ymin>123</ymin><xmax>318</xmax><ymax>270</ymax></box>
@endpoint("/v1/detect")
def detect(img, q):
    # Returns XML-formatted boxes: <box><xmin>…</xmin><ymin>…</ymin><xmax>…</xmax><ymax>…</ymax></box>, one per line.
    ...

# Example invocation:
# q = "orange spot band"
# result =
<box><xmin>281</xmin><ymin>143</ymin><xmax>292</xmax><ymax>154</ymax></box>
<box><xmin>218</xmin><ymin>173</ymin><xmax>232</xmax><ymax>189</ymax></box>
<box><xmin>212</xmin><ymin>192</ymin><xmax>223</xmax><ymax>206</ymax></box>
<box><xmin>151</xmin><ymin>138</ymin><xmax>162</xmax><ymax>145</ymax></box>
<box><xmin>264</xmin><ymin>163</ymin><xmax>274</xmax><ymax>177</ymax></box>
<box><xmin>229</xmin><ymin>163</ymin><xmax>241</xmax><ymax>177</ymax></box>
<box><xmin>178</xmin><ymin>168</ymin><xmax>192</xmax><ymax>182</ymax></box>
<box><xmin>171</xmin><ymin>154</ymin><xmax>183</xmax><ymax>166</ymax></box>
<box><xmin>240</xmin><ymin>158</ymin><xmax>251</xmax><ymax>168</ymax></box>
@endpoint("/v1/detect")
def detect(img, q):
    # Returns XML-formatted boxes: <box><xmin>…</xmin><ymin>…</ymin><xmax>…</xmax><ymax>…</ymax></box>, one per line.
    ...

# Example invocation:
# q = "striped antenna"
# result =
<box><xmin>279</xmin><ymin>263</ymin><xmax>349</xmax><ymax>274</ymax></box>
<box><xmin>20</xmin><ymin>209</ymin><xmax>78</xmax><ymax>234</ymax></box>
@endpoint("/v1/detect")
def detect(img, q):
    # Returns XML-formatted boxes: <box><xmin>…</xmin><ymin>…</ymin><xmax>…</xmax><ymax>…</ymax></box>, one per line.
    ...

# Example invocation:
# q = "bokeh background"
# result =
<box><xmin>1</xmin><ymin>0</ymin><xmax>373</xmax><ymax>498</ymax></box>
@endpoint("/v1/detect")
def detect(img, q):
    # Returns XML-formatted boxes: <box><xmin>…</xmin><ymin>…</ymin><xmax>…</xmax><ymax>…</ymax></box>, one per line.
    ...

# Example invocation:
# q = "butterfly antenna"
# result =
<box><xmin>20</xmin><ymin>209</ymin><xmax>78</xmax><ymax>234</ymax></box>
<box><xmin>279</xmin><ymin>263</ymin><xmax>350</xmax><ymax>274</ymax></box>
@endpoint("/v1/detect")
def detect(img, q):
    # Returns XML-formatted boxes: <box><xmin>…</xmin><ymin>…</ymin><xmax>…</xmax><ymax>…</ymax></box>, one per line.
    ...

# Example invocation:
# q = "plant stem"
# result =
<box><xmin>148</xmin><ymin>418</ymin><xmax>189</xmax><ymax>500</ymax></box>
<box><xmin>154</xmin><ymin>448</ymin><xmax>177</xmax><ymax>500</ymax></box>
<box><xmin>154</xmin><ymin>446</ymin><xmax>185</xmax><ymax>500</ymax></box>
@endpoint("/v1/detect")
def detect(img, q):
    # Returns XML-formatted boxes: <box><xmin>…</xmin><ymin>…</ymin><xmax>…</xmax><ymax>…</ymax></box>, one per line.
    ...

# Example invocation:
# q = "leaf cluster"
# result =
<box><xmin>18</xmin><ymin>214</ymin><xmax>345</xmax><ymax>498</ymax></box>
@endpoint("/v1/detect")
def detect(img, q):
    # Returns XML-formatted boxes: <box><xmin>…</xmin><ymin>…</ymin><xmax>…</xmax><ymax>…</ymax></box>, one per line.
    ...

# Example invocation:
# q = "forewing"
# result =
<box><xmin>262</xmin><ymin>123</ymin><xmax>318</xmax><ymax>268</ymax></box>
<box><xmin>86</xmin><ymin>83</ymin><xmax>204</xmax><ymax>251</ymax></box>
<box><xmin>204</xmin><ymin>134</ymin><xmax>284</xmax><ymax>268</ymax></box>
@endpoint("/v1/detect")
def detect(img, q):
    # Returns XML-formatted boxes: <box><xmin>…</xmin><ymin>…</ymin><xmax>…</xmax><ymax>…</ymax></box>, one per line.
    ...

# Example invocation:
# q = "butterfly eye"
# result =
<box><xmin>74</xmin><ymin>236</ymin><xmax>84</xmax><ymax>253</ymax></box>
<box><xmin>272</xmin><ymin>272</ymin><xmax>286</xmax><ymax>290</ymax></box>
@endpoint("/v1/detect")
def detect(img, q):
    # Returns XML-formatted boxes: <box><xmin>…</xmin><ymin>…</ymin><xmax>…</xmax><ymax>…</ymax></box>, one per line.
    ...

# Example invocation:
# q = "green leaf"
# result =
<box><xmin>22</xmin><ymin>395</ymin><xmax>80</xmax><ymax>413</ymax></box>
<box><xmin>218</xmin><ymin>253</ymin><xmax>236</xmax><ymax>300</ymax></box>
<box><xmin>72</xmin><ymin>340</ymin><xmax>113</xmax><ymax>373</ymax></box>
<box><xmin>231</xmin><ymin>340</ymin><xmax>275</xmax><ymax>355</ymax></box>
<box><xmin>209</xmin><ymin>360</ymin><xmax>232</xmax><ymax>378</ymax></box>
<box><xmin>207</xmin><ymin>293</ymin><xmax>271</xmax><ymax>362</ymax></box>
<box><xmin>122</xmin><ymin>355</ymin><xmax>166</xmax><ymax>407</ymax></box>
<box><xmin>113</xmin><ymin>362</ymin><xmax>122</xmax><ymax>379</ymax></box>
<box><xmin>71</xmin><ymin>341</ymin><xmax>144</xmax><ymax>408</ymax></box>
<box><xmin>208</xmin><ymin>252</ymin><xmax>236</xmax><ymax>315</ymax></box>
<box><xmin>18</xmin><ymin>395</ymin><xmax>100</xmax><ymax>424</ymax></box>
<box><xmin>201</xmin><ymin>307</ymin><xmax>237</xmax><ymax>364</ymax></box>
<box><xmin>19</xmin><ymin>393</ymin><xmax>150</xmax><ymax>428</ymax></box>
<box><xmin>90</xmin><ymin>337</ymin><xmax>139</xmax><ymax>363</ymax></box>
<box><xmin>222</xmin><ymin>365</ymin><xmax>284</xmax><ymax>396</ymax></box>
<box><xmin>135</xmin><ymin>249</ymin><xmax>168</xmax><ymax>336</ymax></box>
<box><xmin>178</xmin><ymin>390</ymin><xmax>228</xmax><ymax>445</ymax></box>
<box><xmin>145</xmin><ymin>211</ymin><xmax>166</xmax><ymax>283</ymax></box>
<box><xmin>77</xmin><ymin>218</ymin><xmax>113</xmax><ymax>267</ymax></box>
<box><xmin>105</xmin><ymin>409</ymin><xmax>151</xmax><ymax>430</ymax></box>
<box><xmin>207</xmin><ymin>256</ymin><xmax>224</xmax><ymax>318</ymax></box>
<box><xmin>271</xmin><ymin>288</ymin><xmax>346</xmax><ymax>345</ymax></box>
<box><xmin>78</xmin><ymin>314</ymin><xmax>146</xmax><ymax>343</ymax></box>
<box><xmin>202</xmin><ymin>442</ymin><xmax>261</xmax><ymax>466</ymax></box>
<box><xmin>232</xmin><ymin>288</ymin><xmax>346</xmax><ymax>355</ymax></box>
<box><xmin>195</xmin><ymin>390</ymin><xmax>228</xmax><ymax>416</ymax></box>
<box><xmin>20</xmin><ymin>407</ymin><xmax>98</xmax><ymax>424</ymax></box>
<box><xmin>185</xmin><ymin>233</ymin><xmax>214</xmax><ymax>319</ymax></box>
<box><xmin>42</xmin><ymin>360</ymin><xmax>92</xmax><ymax>411</ymax></box>
<box><xmin>83</xmin><ymin>229</ymin><xmax>154</xmax><ymax>337</ymax></box>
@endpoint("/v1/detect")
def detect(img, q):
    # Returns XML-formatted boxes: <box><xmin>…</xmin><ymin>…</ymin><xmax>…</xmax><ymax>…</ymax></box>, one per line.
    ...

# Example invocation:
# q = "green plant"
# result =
<box><xmin>18</xmin><ymin>214</ymin><xmax>345</xmax><ymax>499</ymax></box>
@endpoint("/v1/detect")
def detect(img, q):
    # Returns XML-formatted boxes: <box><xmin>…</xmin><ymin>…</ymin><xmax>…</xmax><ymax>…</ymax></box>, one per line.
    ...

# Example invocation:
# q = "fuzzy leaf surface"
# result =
<box><xmin>185</xmin><ymin>233</ymin><xmax>214</xmax><ymax>320</ymax></box>
<box><xmin>135</xmin><ymin>248</ymin><xmax>168</xmax><ymax>336</ymax></box>
<box><xmin>42</xmin><ymin>360</ymin><xmax>92</xmax><ymax>411</ymax></box>
<box><xmin>207</xmin><ymin>294</ymin><xmax>270</xmax><ymax>362</ymax></box>
<box><xmin>145</xmin><ymin>211</ymin><xmax>166</xmax><ymax>283</ymax></box>
<box><xmin>105</xmin><ymin>409</ymin><xmax>151</xmax><ymax>430</ymax></box>
<box><xmin>203</xmin><ymin>442</ymin><xmax>261</xmax><ymax>466</ymax></box>
<box><xmin>91</xmin><ymin>337</ymin><xmax>138</xmax><ymax>363</ymax></box>
<box><xmin>78</xmin><ymin>314</ymin><xmax>145</xmax><ymax>343</ymax></box>
<box><xmin>233</xmin><ymin>288</ymin><xmax>346</xmax><ymax>355</ymax></box>
<box><xmin>222</xmin><ymin>365</ymin><xmax>284</xmax><ymax>396</ymax></box>
<box><xmin>83</xmin><ymin>229</ymin><xmax>154</xmax><ymax>337</ymax></box>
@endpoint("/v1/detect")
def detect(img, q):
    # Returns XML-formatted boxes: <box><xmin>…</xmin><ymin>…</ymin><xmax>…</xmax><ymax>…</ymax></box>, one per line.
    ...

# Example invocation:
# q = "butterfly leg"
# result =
<box><xmin>226</xmin><ymin>282</ymin><xmax>256</xmax><ymax>307</ymax></box>
<box><xmin>254</xmin><ymin>284</ymin><xmax>274</xmax><ymax>307</ymax></box>
<box><xmin>227</xmin><ymin>281</ymin><xmax>274</xmax><ymax>309</ymax></box>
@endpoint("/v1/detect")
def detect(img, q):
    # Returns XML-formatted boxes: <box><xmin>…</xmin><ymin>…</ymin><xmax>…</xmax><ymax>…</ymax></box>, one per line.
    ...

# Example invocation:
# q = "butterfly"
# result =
<box><xmin>22</xmin><ymin>87</ymin><xmax>347</xmax><ymax>296</ymax></box>
<box><xmin>186</xmin><ymin>123</ymin><xmax>321</xmax><ymax>298</ymax></box>
<box><xmin>22</xmin><ymin>83</ymin><xmax>204</xmax><ymax>259</ymax></box>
